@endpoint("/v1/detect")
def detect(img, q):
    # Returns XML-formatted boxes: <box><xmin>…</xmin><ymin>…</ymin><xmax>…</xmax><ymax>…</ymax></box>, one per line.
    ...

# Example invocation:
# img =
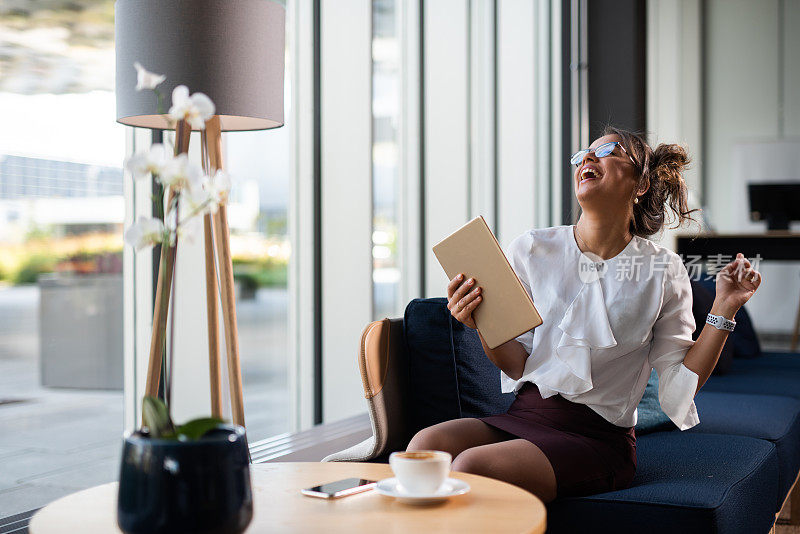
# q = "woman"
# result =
<box><xmin>405</xmin><ymin>127</ymin><xmax>762</xmax><ymax>502</ymax></box>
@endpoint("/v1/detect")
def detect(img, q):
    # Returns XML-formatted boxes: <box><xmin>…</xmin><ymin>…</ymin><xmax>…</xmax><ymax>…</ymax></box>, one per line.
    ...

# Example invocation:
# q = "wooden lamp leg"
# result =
<box><xmin>204</xmin><ymin>116</ymin><xmax>247</xmax><ymax>429</ymax></box>
<box><xmin>144</xmin><ymin>121</ymin><xmax>191</xmax><ymax>398</ymax></box>
<box><xmin>201</xmin><ymin>132</ymin><xmax>223</xmax><ymax>419</ymax></box>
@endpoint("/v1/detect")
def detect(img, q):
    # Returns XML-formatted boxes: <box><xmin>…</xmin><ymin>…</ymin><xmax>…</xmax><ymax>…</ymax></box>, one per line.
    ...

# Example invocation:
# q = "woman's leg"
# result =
<box><xmin>451</xmin><ymin>439</ymin><xmax>558</xmax><ymax>503</ymax></box>
<box><xmin>405</xmin><ymin>418</ymin><xmax>514</xmax><ymax>459</ymax></box>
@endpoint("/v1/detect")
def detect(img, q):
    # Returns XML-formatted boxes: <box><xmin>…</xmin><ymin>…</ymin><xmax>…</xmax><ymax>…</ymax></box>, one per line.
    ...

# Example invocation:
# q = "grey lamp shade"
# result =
<box><xmin>115</xmin><ymin>0</ymin><xmax>285</xmax><ymax>131</ymax></box>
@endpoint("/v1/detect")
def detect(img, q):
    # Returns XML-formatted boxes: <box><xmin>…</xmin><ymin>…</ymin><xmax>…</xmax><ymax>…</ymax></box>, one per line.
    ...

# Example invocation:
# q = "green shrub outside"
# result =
<box><xmin>232</xmin><ymin>257</ymin><xmax>288</xmax><ymax>290</ymax></box>
<box><xmin>11</xmin><ymin>254</ymin><xmax>58</xmax><ymax>285</ymax></box>
<box><xmin>1</xmin><ymin>249</ymin><xmax>122</xmax><ymax>285</ymax></box>
<box><xmin>1</xmin><ymin>242</ymin><xmax>286</xmax><ymax>288</ymax></box>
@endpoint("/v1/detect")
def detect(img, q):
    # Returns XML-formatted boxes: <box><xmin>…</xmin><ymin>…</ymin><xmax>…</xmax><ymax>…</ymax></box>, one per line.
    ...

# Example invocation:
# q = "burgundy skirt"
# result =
<box><xmin>478</xmin><ymin>382</ymin><xmax>636</xmax><ymax>498</ymax></box>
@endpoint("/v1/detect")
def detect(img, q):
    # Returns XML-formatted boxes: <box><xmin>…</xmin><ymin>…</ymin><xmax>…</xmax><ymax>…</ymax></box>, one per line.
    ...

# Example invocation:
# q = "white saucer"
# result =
<box><xmin>375</xmin><ymin>477</ymin><xmax>470</xmax><ymax>505</ymax></box>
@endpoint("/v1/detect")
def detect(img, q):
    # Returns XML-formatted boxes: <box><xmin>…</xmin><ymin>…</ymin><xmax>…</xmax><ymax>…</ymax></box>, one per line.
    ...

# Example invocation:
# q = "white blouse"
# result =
<box><xmin>501</xmin><ymin>225</ymin><xmax>700</xmax><ymax>430</ymax></box>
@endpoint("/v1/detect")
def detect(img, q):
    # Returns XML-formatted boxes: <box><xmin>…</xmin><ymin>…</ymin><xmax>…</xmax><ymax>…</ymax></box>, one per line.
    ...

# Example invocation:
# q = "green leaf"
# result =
<box><xmin>176</xmin><ymin>417</ymin><xmax>226</xmax><ymax>441</ymax></box>
<box><xmin>142</xmin><ymin>396</ymin><xmax>175</xmax><ymax>438</ymax></box>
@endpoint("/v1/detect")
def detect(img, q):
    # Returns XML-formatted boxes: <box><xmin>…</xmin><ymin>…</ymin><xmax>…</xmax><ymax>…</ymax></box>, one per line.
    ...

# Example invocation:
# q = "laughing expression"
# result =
<box><xmin>574</xmin><ymin>134</ymin><xmax>641</xmax><ymax>207</ymax></box>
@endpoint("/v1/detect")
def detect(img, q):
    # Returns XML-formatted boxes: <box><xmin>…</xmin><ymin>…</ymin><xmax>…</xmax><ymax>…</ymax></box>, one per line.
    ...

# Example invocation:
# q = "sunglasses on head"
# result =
<box><xmin>570</xmin><ymin>141</ymin><xmax>637</xmax><ymax>167</ymax></box>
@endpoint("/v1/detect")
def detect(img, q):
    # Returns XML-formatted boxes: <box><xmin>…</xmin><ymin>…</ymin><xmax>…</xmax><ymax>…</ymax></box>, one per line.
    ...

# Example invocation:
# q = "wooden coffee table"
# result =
<box><xmin>30</xmin><ymin>462</ymin><xmax>547</xmax><ymax>533</ymax></box>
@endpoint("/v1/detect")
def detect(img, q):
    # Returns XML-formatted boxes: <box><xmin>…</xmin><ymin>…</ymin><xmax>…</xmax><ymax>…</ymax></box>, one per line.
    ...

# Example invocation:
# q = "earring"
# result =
<box><xmin>634</xmin><ymin>197</ymin><xmax>639</xmax><ymax>204</ymax></box>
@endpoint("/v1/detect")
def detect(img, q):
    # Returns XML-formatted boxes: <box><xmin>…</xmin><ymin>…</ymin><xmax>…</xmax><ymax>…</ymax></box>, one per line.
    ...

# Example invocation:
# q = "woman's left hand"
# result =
<box><xmin>715</xmin><ymin>252</ymin><xmax>762</xmax><ymax>311</ymax></box>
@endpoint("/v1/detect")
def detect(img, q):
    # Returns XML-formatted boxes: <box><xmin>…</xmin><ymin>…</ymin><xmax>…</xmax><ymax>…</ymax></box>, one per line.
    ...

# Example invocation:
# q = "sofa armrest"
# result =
<box><xmin>323</xmin><ymin>318</ymin><xmax>410</xmax><ymax>462</ymax></box>
<box><xmin>321</xmin><ymin>435</ymin><xmax>379</xmax><ymax>462</ymax></box>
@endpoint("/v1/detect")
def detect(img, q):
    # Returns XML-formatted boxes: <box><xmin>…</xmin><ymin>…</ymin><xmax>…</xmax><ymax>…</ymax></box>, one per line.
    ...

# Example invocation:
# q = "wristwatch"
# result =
<box><xmin>706</xmin><ymin>313</ymin><xmax>736</xmax><ymax>332</ymax></box>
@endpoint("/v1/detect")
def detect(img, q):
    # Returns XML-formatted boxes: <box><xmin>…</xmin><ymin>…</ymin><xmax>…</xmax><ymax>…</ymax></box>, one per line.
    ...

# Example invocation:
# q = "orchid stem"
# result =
<box><xmin>166</xmin><ymin>191</ymin><xmax>180</xmax><ymax>414</ymax></box>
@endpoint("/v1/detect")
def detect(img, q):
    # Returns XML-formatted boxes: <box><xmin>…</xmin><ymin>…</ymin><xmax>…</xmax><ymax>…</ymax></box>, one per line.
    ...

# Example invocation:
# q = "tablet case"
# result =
<box><xmin>432</xmin><ymin>216</ymin><xmax>543</xmax><ymax>349</ymax></box>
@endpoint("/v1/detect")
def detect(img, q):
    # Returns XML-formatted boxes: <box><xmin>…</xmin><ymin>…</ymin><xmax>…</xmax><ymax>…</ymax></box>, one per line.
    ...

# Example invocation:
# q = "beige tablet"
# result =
<box><xmin>432</xmin><ymin>216</ymin><xmax>542</xmax><ymax>349</ymax></box>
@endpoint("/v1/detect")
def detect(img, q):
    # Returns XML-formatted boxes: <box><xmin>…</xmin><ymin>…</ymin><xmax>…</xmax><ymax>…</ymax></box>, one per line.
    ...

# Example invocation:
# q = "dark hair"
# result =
<box><xmin>602</xmin><ymin>126</ymin><xmax>701</xmax><ymax>238</ymax></box>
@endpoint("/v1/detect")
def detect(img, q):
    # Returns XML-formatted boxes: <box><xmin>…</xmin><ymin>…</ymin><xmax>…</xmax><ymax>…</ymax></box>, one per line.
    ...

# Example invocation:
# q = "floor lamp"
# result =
<box><xmin>115</xmin><ymin>0</ymin><xmax>286</xmax><ymax>428</ymax></box>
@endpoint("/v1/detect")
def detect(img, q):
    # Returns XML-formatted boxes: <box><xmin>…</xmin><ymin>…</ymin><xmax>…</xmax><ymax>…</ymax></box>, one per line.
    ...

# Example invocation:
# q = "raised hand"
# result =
<box><xmin>715</xmin><ymin>252</ymin><xmax>762</xmax><ymax>312</ymax></box>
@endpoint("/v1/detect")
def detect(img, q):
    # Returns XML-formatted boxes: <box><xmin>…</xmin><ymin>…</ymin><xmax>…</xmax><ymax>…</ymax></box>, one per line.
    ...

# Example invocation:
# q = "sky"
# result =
<box><xmin>0</xmin><ymin>90</ymin><xmax>125</xmax><ymax>167</ymax></box>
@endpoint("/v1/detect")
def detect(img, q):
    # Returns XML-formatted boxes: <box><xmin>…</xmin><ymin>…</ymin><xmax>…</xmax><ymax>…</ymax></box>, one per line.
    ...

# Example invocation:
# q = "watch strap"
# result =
<box><xmin>706</xmin><ymin>313</ymin><xmax>736</xmax><ymax>332</ymax></box>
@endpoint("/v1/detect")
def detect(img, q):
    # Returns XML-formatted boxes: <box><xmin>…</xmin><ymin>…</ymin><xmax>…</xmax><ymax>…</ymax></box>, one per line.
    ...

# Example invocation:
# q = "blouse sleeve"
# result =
<box><xmin>648</xmin><ymin>253</ymin><xmax>700</xmax><ymax>431</ymax></box>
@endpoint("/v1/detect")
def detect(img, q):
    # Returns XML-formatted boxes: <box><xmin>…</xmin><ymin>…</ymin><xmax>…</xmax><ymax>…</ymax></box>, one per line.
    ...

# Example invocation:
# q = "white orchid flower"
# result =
<box><xmin>203</xmin><ymin>170</ymin><xmax>232</xmax><ymax>214</ymax></box>
<box><xmin>124</xmin><ymin>143</ymin><xmax>170</xmax><ymax>180</ymax></box>
<box><xmin>184</xmin><ymin>170</ymin><xmax>231</xmax><ymax>215</ymax></box>
<box><xmin>168</xmin><ymin>85</ymin><xmax>215</xmax><ymax>130</ymax></box>
<box><xmin>134</xmin><ymin>62</ymin><xmax>166</xmax><ymax>91</ymax></box>
<box><xmin>159</xmin><ymin>153</ymin><xmax>203</xmax><ymax>192</ymax></box>
<box><xmin>124</xmin><ymin>217</ymin><xmax>166</xmax><ymax>251</ymax></box>
<box><xmin>185</xmin><ymin>179</ymin><xmax>209</xmax><ymax>212</ymax></box>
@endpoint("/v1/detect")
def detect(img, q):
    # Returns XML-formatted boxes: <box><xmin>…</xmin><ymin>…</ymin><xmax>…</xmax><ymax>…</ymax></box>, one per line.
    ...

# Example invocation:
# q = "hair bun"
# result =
<box><xmin>651</xmin><ymin>143</ymin><xmax>689</xmax><ymax>185</ymax></box>
<box><xmin>602</xmin><ymin>126</ymin><xmax>700</xmax><ymax>238</ymax></box>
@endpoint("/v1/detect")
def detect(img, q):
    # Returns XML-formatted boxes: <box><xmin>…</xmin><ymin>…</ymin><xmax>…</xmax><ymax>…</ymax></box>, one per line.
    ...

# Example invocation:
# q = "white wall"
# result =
<box><xmin>705</xmin><ymin>0</ymin><xmax>800</xmax><ymax>335</ymax></box>
<box><xmin>497</xmin><ymin>0</ymin><xmax>538</xmax><ymax>245</ymax></box>
<box><xmin>424</xmin><ymin>0</ymin><xmax>559</xmax><ymax>299</ymax></box>
<box><xmin>422</xmin><ymin>0</ymin><xmax>471</xmax><ymax>298</ymax></box>
<box><xmin>646</xmin><ymin>0</ymin><xmax>703</xmax><ymax>250</ymax></box>
<box><xmin>320</xmin><ymin>0</ymin><xmax>374</xmax><ymax>423</ymax></box>
<box><xmin>649</xmin><ymin>0</ymin><xmax>800</xmax><ymax>336</ymax></box>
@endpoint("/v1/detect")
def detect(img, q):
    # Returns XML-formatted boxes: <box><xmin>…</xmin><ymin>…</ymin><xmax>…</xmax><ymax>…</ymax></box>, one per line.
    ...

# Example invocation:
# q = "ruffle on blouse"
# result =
<box><xmin>532</xmin><ymin>279</ymin><xmax>617</xmax><ymax>396</ymax></box>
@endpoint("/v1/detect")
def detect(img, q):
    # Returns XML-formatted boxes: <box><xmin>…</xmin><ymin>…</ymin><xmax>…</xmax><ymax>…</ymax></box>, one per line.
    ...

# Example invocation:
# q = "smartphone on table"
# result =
<box><xmin>301</xmin><ymin>477</ymin><xmax>377</xmax><ymax>499</ymax></box>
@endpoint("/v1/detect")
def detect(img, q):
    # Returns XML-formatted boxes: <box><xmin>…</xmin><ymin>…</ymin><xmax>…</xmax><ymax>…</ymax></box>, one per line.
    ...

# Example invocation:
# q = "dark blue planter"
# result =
<box><xmin>117</xmin><ymin>425</ymin><xmax>253</xmax><ymax>534</ymax></box>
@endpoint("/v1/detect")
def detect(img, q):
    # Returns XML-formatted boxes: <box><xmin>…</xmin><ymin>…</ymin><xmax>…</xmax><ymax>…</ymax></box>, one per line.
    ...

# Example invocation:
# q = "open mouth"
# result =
<box><xmin>579</xmin><ymin>167</ymin><xmax>601</xmax><ymax>183</ymax></box>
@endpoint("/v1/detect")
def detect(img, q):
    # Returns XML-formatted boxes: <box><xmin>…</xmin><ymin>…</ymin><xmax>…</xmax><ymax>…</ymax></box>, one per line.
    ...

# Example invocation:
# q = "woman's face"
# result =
<box><xmin>573</xmin><ymin>134</ymin><xmax>641</xmax><ymax>213</ymax></box>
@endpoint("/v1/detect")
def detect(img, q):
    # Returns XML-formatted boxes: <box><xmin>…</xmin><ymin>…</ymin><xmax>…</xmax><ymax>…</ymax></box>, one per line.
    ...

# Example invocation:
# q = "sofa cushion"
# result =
<box><xmin>690</xmin><ymin>390</ymin><xmax>800</xmax><ymax>509</ymax></box>
<box><xmin>732</xmin><ymin>351</ymin><xmax>800</xmax><ymax>370</ymax></box>
<box><xmin>702</xmin><ymin>351</ymin><xmax>800</xmax><ymax>399</ymax></box>
<box><xmin>449</xmin><ymin>310</ymin><xmax>515</xmax><ymax>416</ymax></box>
<box><xmin>403</xmin><ymin>298</ymin><xmax>513</xmax><ymax>435</ymax></box>
<box><xmin>546</xmin><ymin>433</ymin><xmax>779</xmax><ymax>534</ymax></box>
<box><xmin>634</xmin><ymin>369</ymin><xmax>674</xmax><ymax>435</ymax></box>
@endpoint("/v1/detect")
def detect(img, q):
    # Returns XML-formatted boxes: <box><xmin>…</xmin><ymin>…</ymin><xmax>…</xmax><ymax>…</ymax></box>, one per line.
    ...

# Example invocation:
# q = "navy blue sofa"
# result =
<box><xmin>385</xmin><ymin>297</ymin><xmax>800</xmax><ymax>533</ymax></box>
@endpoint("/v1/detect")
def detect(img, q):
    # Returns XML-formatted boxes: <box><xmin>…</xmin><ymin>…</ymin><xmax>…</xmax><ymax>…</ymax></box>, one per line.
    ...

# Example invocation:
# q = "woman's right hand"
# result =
<box><xmin>447</xmin><ymin>273</ymin><xmax>483</xmax><ymax>330</ymax></box>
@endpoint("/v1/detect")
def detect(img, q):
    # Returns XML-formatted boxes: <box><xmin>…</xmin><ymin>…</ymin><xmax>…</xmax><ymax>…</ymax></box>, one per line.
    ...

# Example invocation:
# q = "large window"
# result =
<box><xmin>225</xmin><ymin>118</ymin><xmax>292</xmax><ymax>443</ymax></box>
<box><xmin>0</xmin><ymin>0</ymin><xmax>125</xmax><ymax>516</ymax></box>
<box><xmin>0</xmin><ymin>0</ymin><xmax>297</xmax><ymax>516</ymax></box>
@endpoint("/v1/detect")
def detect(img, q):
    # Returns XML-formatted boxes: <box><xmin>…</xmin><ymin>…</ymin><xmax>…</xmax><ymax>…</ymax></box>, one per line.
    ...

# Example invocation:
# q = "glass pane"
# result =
<box><xmin>223</xmin><ymin>38</ymin><xmax>293</xmax><ymax>444</ymax></box>
<box><xmin>372</xmin><ymin>0</ymin><xmax>401</xmax><ymax>320</ymax></box>
<box><xmin>225</xmin><ymin>118</ymin><xmax>292</xmax><ymax>443</ymax></box>
<box><xmin>0</xmin><ymin>0</ymin><xmax>125</xmax><ymax>515</ymax></box>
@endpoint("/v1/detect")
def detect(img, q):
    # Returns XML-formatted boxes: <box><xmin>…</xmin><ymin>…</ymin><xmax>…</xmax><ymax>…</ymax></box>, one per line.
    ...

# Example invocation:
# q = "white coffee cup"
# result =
<box><xmin>389</xmin><ymin>450</ymin><xmax>452</xmax><ymax>494</ymax></box>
